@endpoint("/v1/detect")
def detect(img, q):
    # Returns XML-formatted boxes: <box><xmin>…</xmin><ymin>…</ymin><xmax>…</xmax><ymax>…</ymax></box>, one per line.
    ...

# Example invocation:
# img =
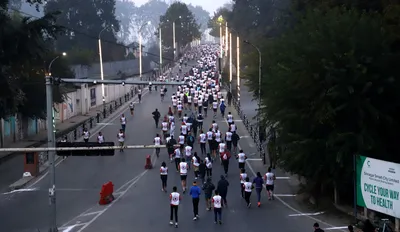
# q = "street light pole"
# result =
<box><xmin>225</xmin><ymin>22</ymin><xmax>228</xmax><ymax>57</ymax></box>
<box><xmin>229</xmin><ymin>32</ymin><xmax>232</xmax><ymax>92</ymax></box>
<box><xmin>159</xmin><ymin>27</ymin><xmax>162</xmax><ymax>75</ymax></box>
<box><xmin>244</xmin><ymin>40</ymin><xmax>263</xmax><ymax>162</ymax></box>
<box><xmin>46</xmin><ymin>53</ymin><xmax>66</xmax><ymax>232</ymax></box>
<box><xmin>236</xmin><ymin>35</ymin><xmax>240</xmax><ymax>104</ymax></box>
<box><xmin>98</xmin><ymin>26</ymin><xmax>112</xmax><ymax>106</ymax></box>
<box><xmin>173</xmin><ymin>21</ymin><xmax>176</xmax><ymax>59</ymax></box>
<box><xmin>219</xmin><ymin>23</ymin><xmax>223</xmax><ymax>57</ymax></box>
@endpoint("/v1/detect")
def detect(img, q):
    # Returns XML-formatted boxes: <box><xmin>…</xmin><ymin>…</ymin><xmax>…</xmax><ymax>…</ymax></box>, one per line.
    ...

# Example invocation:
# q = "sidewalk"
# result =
<box><xmin>0</xmin><ymin>91</ymin><xmax>136</xmax><ymax>192</ymax></box>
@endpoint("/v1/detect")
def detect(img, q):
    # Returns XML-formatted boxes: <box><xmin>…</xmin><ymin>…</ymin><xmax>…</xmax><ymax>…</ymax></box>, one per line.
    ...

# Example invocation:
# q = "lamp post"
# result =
<box><xmin>159</xmin><ymin>27</ymin><xmax>163</xmax><ymax>75</ymax></box>
<box><xmin>219</xmin><ymin>23</ymin><xmax>223</xmax><ymax>58</ymax></box>
<box><xmin>99</xmin><ymin>25</ymin><xmax>113</xmax><ymax>106</ymax></box>
<box><xmin>243</xmin><ymin>40</ymin><xmax>263</xmax><ymax>162</ymax></box>
<box><xmin>229</xmin><ymin>32</ymin><xmax>232</xmax><ymax>92</ymax></box>
<box><xmin>139</xmin><ymin>21</ymin><xmax>151</xmax><ymax>80</ymax></box>
<box><xmin>226</xmin><ymin>26</ymin><xmax>241</xmax><ymax>104</ymax></box>
<box><xmin>46</xmin><ymin>52</ymin><xmax>66</xmax><ymax>232</ymax></box>
<box><xmin>172</xmin><ymin>16</ymin><xmax>182</xmax><ymax>60</ymax></box>
<box><xmin>225</xmin><ymin>22</ymin><xmax>228</xmax><ymax>57</ymax></box>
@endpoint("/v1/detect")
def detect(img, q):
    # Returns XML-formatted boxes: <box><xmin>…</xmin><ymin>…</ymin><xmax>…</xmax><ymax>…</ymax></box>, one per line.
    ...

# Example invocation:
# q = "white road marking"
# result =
<box><xmin>246</xmin><ymin>158</ymin><xmax>262</xmax><ymax>161</ymax></box>
<box><xmin>274</xmin><ymin>194</ymin><xmax>296</xmax><ymax>197</ymax></box>
<box><xmin>2</xmin><ymin>188</ymin><xmax>37</xmax><ymax>194</ymax></box>
<box><xmin>240</xmin><ymin>135</ymin><xmax>250</xmax><ymax>138</ymax></box>
<box><xmin>96</xmin><ymin>123</ymin><xmax>117</xmax><ymax>126</ymax></box>
<box><xmin>222</xmin><ymin>117</ymin><xmax>347</xmax><ymax>232</ymax></box>
<box><xmin>27</xmin><ymin>90</ymin><xmax>150</xmax><ymax>188</ymax></box>
<box><xmin>324</xmin><ymin>226</ymin><xmax>350</xmax><ymax>230</ymax></box>
<box><xmin>59</xmin><ymin>223</ymin><xmax>86</xmax><ymax>230</ymax></box>
<box><xmin>289</xmin><ymin>211</ymin><xmax>324</xmax><ymax>217</ymax></box>
<box><xmin>62</xmin><ymin>225</ymin><xmax>77</xmax><ymax>232</ymax></box>
<box><xmin>276</xmin><ymin>176</ymin><xmax>290</xmax><ymax>180</ymax></box>
<box><xmin>81</xmin><ymin>211</ymin><xmax>104</xmax><ymax>217</ymax></box>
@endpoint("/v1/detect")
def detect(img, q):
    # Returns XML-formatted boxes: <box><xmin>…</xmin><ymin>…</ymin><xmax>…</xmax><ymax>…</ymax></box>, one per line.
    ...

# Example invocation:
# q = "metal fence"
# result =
<box><xmin>38</xmin><ymin>89</ymin><xmax>138</xmax><ymax>166</ymax></box>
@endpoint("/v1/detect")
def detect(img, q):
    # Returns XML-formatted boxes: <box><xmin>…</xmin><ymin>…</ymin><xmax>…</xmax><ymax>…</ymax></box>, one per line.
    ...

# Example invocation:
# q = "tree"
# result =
<box><xmin>187</xmin><ymin>4</ymin><xmax>210</xmax><ymax>32</ymax></box>
<box><xmin>246</xmin><ymin>7</ymin><xmax>400</xmax><ymax>200</ymax></box>
<box><xmin>207</xmin><ymin>6</ymin><xmax>231</xmax><ymax>37</ymax></box>
<box><xmin>157</xmin><ymin>2</ymin><xmax>201</xmax><ymax>60</ymax></box>
<box><xmin>0</xmin><ymin>0</ymin><xmax>71</xmax><ymax>119</ymax></box>
<box><xmin>115</xmin><ymin>0</ymin><xmax>137</xmax><ymax>44</ymax></box>
<box><xmin>45</xmin><ymin>0</ymin><xmax>121</xmax><ymax>62</ymax></box>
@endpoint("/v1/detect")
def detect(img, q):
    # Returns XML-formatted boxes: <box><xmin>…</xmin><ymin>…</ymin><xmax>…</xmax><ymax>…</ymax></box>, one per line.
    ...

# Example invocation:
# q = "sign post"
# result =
<box><xmin>356</xmin><ymin>155</ymin><xmax>400</xmax><ymax>226</ymax></box>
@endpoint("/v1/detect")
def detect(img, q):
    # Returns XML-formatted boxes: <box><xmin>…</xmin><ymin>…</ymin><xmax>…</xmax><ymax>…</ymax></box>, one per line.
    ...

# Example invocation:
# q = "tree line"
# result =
<box><xmin>1</xmin><ymin>0</ymin><xmax>201</xmax><ymax>121</ymax></box>
<box><xmin>209</xmin><ymin>0</ymin><xmax>400</xmax><ymax>204</ymax></box>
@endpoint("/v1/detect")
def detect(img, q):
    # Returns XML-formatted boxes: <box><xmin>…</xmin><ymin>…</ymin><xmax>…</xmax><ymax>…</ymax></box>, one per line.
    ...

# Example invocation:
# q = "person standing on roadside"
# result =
<box><xmin>212</xmin><ymin>190</ymin><xmax>223</xmax><ymax>224</ymax></box>
<box><xmin>169</xmin><ymin>186</ymin><xmax>181</xmax><ymax>228</ymax></box>
<box><xmin>253</xmin><ymin>172</ymin><xmax>264</xmax><ymax>207</ymax></box>
<box><xmin>202</xmin><ymin>177</ymin><xmax>215</xmax><ymax>211</ymax></box>
<box><xmin>160</xmin><ymin>161</ymin><xmax>168</xmax><ymax>192</ymax></box>
<box><xmin>189</xmin><ymin>181</ymin><xmax>201</xmax><ymax>220</ymax></box>
<box><xmin>217</xmin><ymin>175</ymin><xmax>229</xmax><ymax>207</ymax></box>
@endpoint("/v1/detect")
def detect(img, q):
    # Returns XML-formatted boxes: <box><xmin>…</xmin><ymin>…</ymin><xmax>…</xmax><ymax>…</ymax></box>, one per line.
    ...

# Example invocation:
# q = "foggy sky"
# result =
<box><xmin>133</xmin><ymin>0</ymin><xmax>229</xmax><ymax>14</ymax></box>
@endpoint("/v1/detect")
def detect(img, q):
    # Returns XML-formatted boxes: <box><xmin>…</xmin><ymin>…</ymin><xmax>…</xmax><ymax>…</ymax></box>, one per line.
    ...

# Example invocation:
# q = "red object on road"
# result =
<box><xmin>145</xmin><ymin>155</ymin><xmax>153</xmax><ymax>169</ymax></box>
<box><xmin>99</xmin><ymin>181</ymin><xmax>115</xmax><ymax>205</ymax></box>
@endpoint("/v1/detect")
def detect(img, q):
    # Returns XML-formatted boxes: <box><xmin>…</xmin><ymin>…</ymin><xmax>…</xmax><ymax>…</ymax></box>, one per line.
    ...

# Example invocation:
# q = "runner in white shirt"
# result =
<box><xmin>215</xmin><ymin>130</ymin><xmax>221</xmax><ymax>143</ymax></box>
<box><xmin>227</xmin><ymin>112</ymin><xmax>233</xmax><ymax>125</ymax></box>
<box><xmin>154</xmin><ymin>134</ymin><xmax>162</xmax><ymax>157</ymax></box>
<box><xmin>160</xmin><ymin>161</ymin><xmax>168</xmax><ymax>192</ymax></box>
<box><xmin>181</xmin><ymin>123</ymin><xmax>188</xmax><ymax>136</ymax></box>
<box><xmin>229</xmin><ymin>122</ymin><xmax>236</xmax><ymax>132</ymax></box>
<box><xmin>193</xmin><ymin>96</ymin><xmax>198</xmax><ymax>108</ymax></box>
<box><xmin>191</xmin><ymin>153</ymin><xmax>200</xmax><ymax>179</ymax></box>
<box><xmin>211</xmin><ymin>121</ymin><xmax>218</xmax><ymax>132</ymax></box>
<box><xmin>172</xmin><ymin>97</ymin><xmax>178</xmax><ymax>114</ymax></box>
<box><xmin>177</xmin><ymin>101</ymin><xmax>183</xmax><ymax>118</ymax></box>
<box><xmin>218</xmin><ymin>141</ymin><xmax>226</xmax><ymax>155</ymax></box>
<box><xmin>225</xmin><ymin>131</ymin><xmax>232</xmax><ymax>151</ymax></box>
<box><xmin>162</xmin><ymin>120</ymin><xmax>169</xmax><ymax>140</ymax></box>
<box><xmin>237</xmin><ymin>150</ymin><xmax>247</xmax><ymax>169</ymax></box>
<box><xmin>187</xmin><ymin>95</ymin><xmax>192</xmax><ymax>109</ymax></box>
<box><xmin>212</xmin><ymin>190</ymin><xmax>223</xmax><ymax>224</ymax></box>
<box><xmin>170</xmin><ymin>121</ymin><xmax>175</xmax><ymax>136</ymax></box>
<box><xmin>169</xmin><ymin>186</ymin><xmax>181</xmax><ymax>227</ymax></box>
<box><xmin>264</xmin><ymin>167</ymin><xmax>276</xmax><ymax>200</ymax></box>
<box><xmin>240</xmin><ymin>168</ymin><xmax>247</xmax><ymax>198</ymax></box>
<box><xmin>174</xmin><ymin>146</ymin><xmax>182</xmax><ymax>171</ymax></box>
<box><xmin>243</xmin><ymin>177</ymin><xmax>253</xmax><ymax>207</ymax></box>
<box><xmin>199</xmin><ymin>131</ymin><xmax>207</xmax><ymax>154</ymax></box>
<box><xmin>178</xmin><ymin>133</ymin><xmax>185</xmax><ymax>145</ymax></box>
<box><xmin>178</xmin><ymin>158</ymin><xmax>188</xmax><ymax>193</ymax></box>
<box><xmin>205</xmin><ymin>155</ymin><xmax>213</xmax><ymax>177</ymax></box>
<box><xmin>184</xmin><ymin>145</ymin><xmax>192</xmax><ymax>169</ymax></box>
<box><xmin>82</xmin><ymin>129</ymin><xmax>90</xmax><ymax>143</ymax></box>
<box><xmin>183</xmin><ymin>115</ymin><xmax>189</xmax><ymax>123</ymax></box>
<box><xmin>120</xmin><ymin>114</ymin><xmax>127</xmax><ymax>132</ymax></box>
<box><xmin>97</xmin><ymin>132</ymin><xmax>104</xmax><ymax>143</ymax></box>
<box><xmin>117</xmin><ymin>129</ymin><xmax>125</xmax><ymax>152</ymax></box>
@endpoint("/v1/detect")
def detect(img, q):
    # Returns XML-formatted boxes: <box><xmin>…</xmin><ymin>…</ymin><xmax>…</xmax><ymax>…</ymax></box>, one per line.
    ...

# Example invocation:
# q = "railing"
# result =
<box><xmin>222</xmin><ymin>84</ymin><xmax>266</xmax><ymax>164</ymax></box>
<box><xmin>38</xmin><ymin>90</ymin><xmax>138</xmax><ymax>166</ymax></box>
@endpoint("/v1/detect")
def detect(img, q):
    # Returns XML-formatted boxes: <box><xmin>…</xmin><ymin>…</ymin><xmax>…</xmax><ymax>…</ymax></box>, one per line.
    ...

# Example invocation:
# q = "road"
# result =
<box><xmin>0</xmin><ymin>57</ymin><xmax>348</xmax><ymax>232</ymax></box>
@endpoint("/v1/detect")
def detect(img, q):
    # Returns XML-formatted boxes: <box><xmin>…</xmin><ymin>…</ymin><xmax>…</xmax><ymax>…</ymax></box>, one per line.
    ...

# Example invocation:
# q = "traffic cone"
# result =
<box><xmin>99</xmin><ymin>181</ymin><xmax>114</xmax><ymax>205</ymax></box>
<box><xmin>144</xmin><ymin>155</ymin><xmax>153</xmax><ymax>169</ymax></box>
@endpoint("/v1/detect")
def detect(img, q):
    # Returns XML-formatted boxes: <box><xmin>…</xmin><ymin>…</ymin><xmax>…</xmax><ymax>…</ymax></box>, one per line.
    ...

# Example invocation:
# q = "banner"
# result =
<box><xmin>356</xmin><ymin>155</ymin><xmax>400</xmax><ymax>218</ymax></box>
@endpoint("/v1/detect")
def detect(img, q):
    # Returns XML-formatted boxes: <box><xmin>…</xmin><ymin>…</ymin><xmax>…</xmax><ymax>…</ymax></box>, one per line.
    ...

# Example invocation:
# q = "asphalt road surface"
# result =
<box><xmin>0</xmin><ymin>58</ymin><xmax>324</xmax><ymax>232</ymax></box>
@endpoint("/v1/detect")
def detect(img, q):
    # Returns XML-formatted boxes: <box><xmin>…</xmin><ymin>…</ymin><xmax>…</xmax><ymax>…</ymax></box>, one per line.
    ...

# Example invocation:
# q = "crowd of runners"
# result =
<box><xmin>147</xmin><ymin>44</ymin><xmax>277</xmax><ymax>228</ymax></box>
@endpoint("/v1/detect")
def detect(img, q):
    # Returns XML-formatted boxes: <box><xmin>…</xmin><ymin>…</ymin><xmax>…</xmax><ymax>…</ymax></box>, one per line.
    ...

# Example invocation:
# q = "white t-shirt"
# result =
<box><xmin>178</xmin><ymin>135</ymin><xmax>185</xmax><ymax>144</ymax></box>
<box><xmin>265</xmin><ymin>172</ymin><xmax>275</xmax><ymax>185</ymax></box>
<box><xmin>162</xmin><ymin>122</ymin><xmax>168</xmax><ymax>131</ymax></box>
<box><xmin>227</xmin><ymin>114</ymin><xmax>233</xmax><ymax>123</ymax></box>
<box><xmin>230</xmin><ymin>124</ymin><xmax>236</xmax><ymax>132</ymax></box>
<box><xmin>121</xmin><ymin>117</ymin><xmax>126</xmax><ymax>125</ymax></box>
<box><xmin>185</xmin><ymin>146</ymin><xmax>192</xmax><ymax>157</ymax></box>
<box><xmin>160</xmin><ymin>166</ymin><xmax>168</xmax><ymax>175</ymax></box>
<box><xmin>244</xmin><ymin>182</ymin><xmax>253</xmax><ymax>192</ymax></box>
<box><xmin>170</xmin><ymin>192</ymin><xmax>180</xmax><ymax>205</ymax></box>
<box><xmin>199</xmin><ymin>133</ymin><xmax>206</xmax><ymax>143</ymax></box>
<box><xmin>118</xmin><ymin>133</ymin><xmax>124</xmax><ymax>142</ymax></box>
<box><xmin>206</xmin><ymin>131</ymin><xmax>213</xmax><ymax>140</ymax></box>
<box><xmin>174</xmin><ymin>148</ymin><xmax>181</xmax><ymax>158</ymax></box>
<box><xmin>172</xmin><ymin>99</ymin><xmax>177</xmax><ymax>106</ymax></box>
<box><xmin>212</xmin><ymin>102</ymin><xmax>218</xmax><ymax>109</ymax></box>
<box><xmin>238</xmin><ymin>153</ymin><xmax>246</xmax><ymax>163</ymax></box>
<box><xmin>240</xmin><ymin>173</ymin><xmax>247</xmax><ymax>184</ymax></box>
<box><xmin>154</xmin><ymin>137</ymin><xmax>161</xmax><ymax>145</ymax></box>
<box><xmin>177</xmin><ymin>104</ymin><xmax>183</xmax><ymax>111</ymax></box>
<box><xmin>97</xmin><ymin>135</ymin><xmax>104</xmax><ymax>143</ymax></box>
<box><xmin>212</xmin><ymin>195</ymin><xmax>222</xmax><ymax>208</ymax></box>
<box><xmin>181</xmin><ymin>125</ymin><xmax>188</xmax><ymax>135</ymax></box>
<box><xmin>83</xmin><ymin>131</ymin><xmax>89</xmax><ymax>139</ymax></box>
<box><xmin>179</xmin><ymin>162</ymin><xmax>188</xmax><ymax>175</ymax></box>
<box><xmin>192</xmin><ymin>156</ymin><xmax>200</xmax><ymax>167</ymax></box>
<box><xmin>225</xmin><ymin>132</ymin><xmax>232</xmax><ymax>141</ymax></box>
<box><xmin>215</xmin><ymin>131</ymin><xmax>221</xmax><ymax>142</ymax></box>
<box><xmin>219</xmin><ymin>143</ymin><xmax>226</xmax><ymax>153</ymax></box>
<box><xmin>205</xmin><ymin>157</ymin><xmax>212</xmax><ymax>169</ymax></box>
